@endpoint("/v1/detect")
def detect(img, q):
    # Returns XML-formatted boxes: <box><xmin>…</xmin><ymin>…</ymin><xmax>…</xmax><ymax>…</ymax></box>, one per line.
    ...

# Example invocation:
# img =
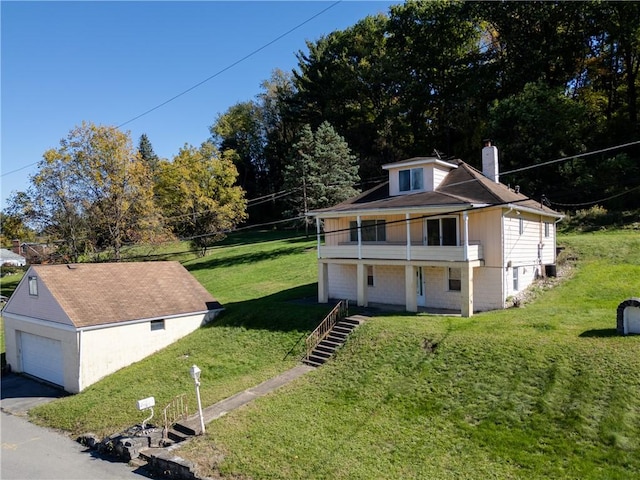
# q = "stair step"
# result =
<box><xmin>167</xmin><ymin>428</ymin><xmax>189</xmax><ymax>443</ymax></box>
<box><xmin>315</xmin><ymin>344</ymin><xmax>336</xmax><ymax>355</ymax></box>
<box><xmin>311</xmin><ymin>349</ymin><xmax>332</xmax><ymax>359</ymax></box>
<box><xmin>326</xmin><ymin>334</ymin><xmax>347</xmax><ymax>344</ymax></box>
<box><xmin>172</xmin><ymin>421</ymin><xmax>197</xmax><ymax>437</ymax></box>
<box><xmin>302</xmin><ymin>357</ymin><xmax>324</xmax><ymax>367</ymax></box>
<box><xmin>306</xmin><ymin>354</ymin><xmax>328</xmax><ymax>365</ymax></box>
<box><xmin>341</xmin><ymin>317</ymin><xmax>364</xmax><ymax>326</ymax></box>
<box><xmin>332</xmin><ymin>325</ymin><xmax>353</xmax><ymax>335</ymax></box>
<box><xmin>319</xmin><ymin>338</ymin><xmax>343</xmax><ymax>348</ymax></box>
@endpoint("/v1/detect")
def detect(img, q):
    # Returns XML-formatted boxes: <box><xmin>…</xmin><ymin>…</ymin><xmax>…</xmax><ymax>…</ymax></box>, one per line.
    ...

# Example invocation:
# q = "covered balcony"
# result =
<box><xmin>314</xmin><ymin>211</ymin><xmax>483</xmax><ymax>263</ymax></box>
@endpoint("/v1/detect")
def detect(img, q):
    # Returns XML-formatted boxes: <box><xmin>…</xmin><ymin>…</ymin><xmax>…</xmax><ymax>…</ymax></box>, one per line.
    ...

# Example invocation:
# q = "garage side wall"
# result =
<box><xmin>78</xmin><ymin>313</ymin><xmax>210</xmax><ymax>392</ymax></box>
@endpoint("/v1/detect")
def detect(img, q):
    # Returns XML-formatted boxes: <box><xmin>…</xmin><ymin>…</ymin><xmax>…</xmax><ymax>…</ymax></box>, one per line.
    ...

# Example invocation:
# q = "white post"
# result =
<box><xmin>463</xmin><ymin>211</ymin><xmax>469</xmax><ymax>261</ymax></box>
<box><xmin>357</xmin><ymin>216</ymin><xmax>362</xmax><ymax>260</ymax></box>
<box><xmin>406</xmin><ymin>213</ymin><xmax>411</xmax><ymax>261</ymax></box>
<box><xmin>316</xmin><ymin>217</ymin><xmax>321</xmax><ymax>259</ymax></box>
<box><xmin>190</xmin><ymin>365</ymin><xmax>205</xmax><ymax>435</ymax></box>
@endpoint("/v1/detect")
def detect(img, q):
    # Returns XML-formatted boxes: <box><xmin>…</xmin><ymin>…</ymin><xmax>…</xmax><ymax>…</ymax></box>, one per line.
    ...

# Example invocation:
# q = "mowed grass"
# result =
<box><xmin>24</xmin><ymin>229</ymin><xmax>640</xmax><ymax>479</ymax></box>
<box><xmin>176</xmin><ymin>230</ymin><xmax>640</xmax><ymax>479</ymax></box>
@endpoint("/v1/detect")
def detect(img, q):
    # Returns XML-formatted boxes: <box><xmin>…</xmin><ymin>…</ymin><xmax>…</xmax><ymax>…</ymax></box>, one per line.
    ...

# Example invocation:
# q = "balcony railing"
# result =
<box><xmin>318</xmin><ymin>242</ymin><xmax>482</xmax><ymax>262</ymax></box>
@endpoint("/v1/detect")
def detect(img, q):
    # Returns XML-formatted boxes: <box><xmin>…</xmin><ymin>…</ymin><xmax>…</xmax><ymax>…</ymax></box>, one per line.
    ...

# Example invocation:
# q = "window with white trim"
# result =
<box><xmin>349</xmin><ymin>220</ymin><xmax>386</xmax><ymax>242</ymax></box>
<box><xmin>426</xmin><ymin>217</ymin><xmax>458</xmax><ymax>246</ymax></box>
<box><xmin>544</xmin><ymin>222</ymin><xmax>550</xmax><ymax>238</ymax></box>
<box><xmin>513</xmin><ymin>266</ymin><xmax>519</xmax><ymax>291</ymax></box>
<box><xmin>448</xmin><ymin>268</ymin><xmax>461</xmax><ymax>291</ymax></box>
<box><xmin>399</xmin><ymin>168</ymin><xmax>423</xmax><ymax>192</ymax></box>
<box><xmin>519</xmin><ymin>217</ymin><xmax>524</xmax><ymax>235</ymax></box>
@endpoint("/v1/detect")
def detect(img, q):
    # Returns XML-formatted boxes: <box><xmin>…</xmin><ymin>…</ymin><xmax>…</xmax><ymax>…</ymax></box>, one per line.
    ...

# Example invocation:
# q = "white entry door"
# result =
<box><xmin>20</xmin><ymin>332</ymin><xmax>64</xmax><ymax>386</ymax></box>
<box><xmin>416</xmin><ymin>267</ymin><xmax>426</xmax><ymax>307</ymax></box>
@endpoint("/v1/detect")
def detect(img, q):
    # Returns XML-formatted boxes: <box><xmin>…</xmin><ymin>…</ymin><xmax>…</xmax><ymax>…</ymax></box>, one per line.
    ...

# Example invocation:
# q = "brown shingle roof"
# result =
<box><xmin>311</xmin><ymin>159</ymin><xmax>560</xmax><ymax>216</ymax></box>
<box><xmin>32</xmin><ymin>261</ymin><xmax>222</xmax><ymax>328</ymax></box>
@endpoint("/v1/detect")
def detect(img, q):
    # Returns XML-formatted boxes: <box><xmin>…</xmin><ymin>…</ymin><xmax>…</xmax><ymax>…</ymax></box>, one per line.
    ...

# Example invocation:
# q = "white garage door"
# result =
<box><xmin>20</xmin><ymin>332</ymin><xmax>64</xmax><ymax>387</ymax></box>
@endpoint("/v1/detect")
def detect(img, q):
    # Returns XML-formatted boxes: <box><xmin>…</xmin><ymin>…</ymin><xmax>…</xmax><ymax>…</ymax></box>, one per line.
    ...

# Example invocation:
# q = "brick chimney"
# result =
<box><xmin>12</xmin><ymin>239</ymin><xmax>20</xmax><ymax>255</ymax></box>
<box><xmin>482</xmin><ymin>139</ymin><xmax>499</xmax><ymax>183</ymax></box>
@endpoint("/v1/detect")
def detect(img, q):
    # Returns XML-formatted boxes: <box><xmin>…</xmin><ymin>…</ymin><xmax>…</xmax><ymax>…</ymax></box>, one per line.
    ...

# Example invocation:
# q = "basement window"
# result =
<box><xmin>448</xmin><ymin>268</ymin><xmax>461</xmax><ymax>291</ymax></box>
<box><xmin>150</xmin><ymin>319</ymin><xmax>165</xmax><ymax>331</ymax></box>
<box><xmin>28</xmin><ymin>276</ymin><xmax>38</xmax><ymax>296</ymax></box>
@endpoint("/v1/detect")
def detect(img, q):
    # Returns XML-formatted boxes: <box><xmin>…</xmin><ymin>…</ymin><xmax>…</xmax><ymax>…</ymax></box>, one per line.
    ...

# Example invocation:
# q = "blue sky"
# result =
<box><xmin>1</xmin><ymin>1</ymin><xmax>399</xmax><ymax>210</ymax></box>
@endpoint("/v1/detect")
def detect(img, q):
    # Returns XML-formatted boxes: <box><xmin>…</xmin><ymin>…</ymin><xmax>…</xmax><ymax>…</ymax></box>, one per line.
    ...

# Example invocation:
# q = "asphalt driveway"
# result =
<box><xmin>1</xmin><ymin>372</ymin><xmax>65</xmax><ymax>416</ymax></box>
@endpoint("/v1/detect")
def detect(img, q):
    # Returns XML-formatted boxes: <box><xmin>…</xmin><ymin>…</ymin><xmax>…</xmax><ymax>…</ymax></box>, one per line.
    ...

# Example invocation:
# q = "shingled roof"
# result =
<box><xmin>17</xmin><ymin>261</ymin><xmax>222</xmax><ymax>328</ymax></box>
<box><xmin>310</xmin><ymin>159</ymin><xmax>560</xmax><ymax>216</ymax></box>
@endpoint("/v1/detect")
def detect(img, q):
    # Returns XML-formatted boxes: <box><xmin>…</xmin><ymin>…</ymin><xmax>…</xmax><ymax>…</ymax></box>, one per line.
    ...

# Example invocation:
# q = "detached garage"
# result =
<box><xmin>2</xmin><ymin>261</ymin><xmax>223</xmax><ymax>393</ymax></box>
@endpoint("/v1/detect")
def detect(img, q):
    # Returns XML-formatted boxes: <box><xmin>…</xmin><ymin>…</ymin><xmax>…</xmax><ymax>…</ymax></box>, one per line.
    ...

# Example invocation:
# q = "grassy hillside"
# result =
<box><xmin>27</xmin><ymin>230</ymin><xmax>640</xmax><ymax>479</ymax></box>
<box><xmin>178</xmin><ymin>230</ymin><xmax>640</xmax><ymax>480</ymax></box>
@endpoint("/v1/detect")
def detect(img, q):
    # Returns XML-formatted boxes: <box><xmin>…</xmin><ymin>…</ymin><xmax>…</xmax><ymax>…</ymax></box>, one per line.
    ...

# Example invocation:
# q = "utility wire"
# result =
<box><xmin>116</xmin><ymin>1</ymin><xmax>342</xmax><ymax>129</ymax></box>
<box><xmin>0</xmin><ymin>1</ymin><xmax>342</xmax><ymax>179</ymax></box>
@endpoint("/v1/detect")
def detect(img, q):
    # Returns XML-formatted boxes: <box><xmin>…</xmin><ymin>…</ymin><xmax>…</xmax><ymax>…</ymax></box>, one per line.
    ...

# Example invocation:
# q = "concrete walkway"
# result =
<box><xmin>138</xmin><ymin>364</ymin><xmax>316</xmax><ymax>478</ymax></box>
<box><xmin>180</xmin><ymin>364</ymin><xmax>315</xmax><ymax>433</ymax></box>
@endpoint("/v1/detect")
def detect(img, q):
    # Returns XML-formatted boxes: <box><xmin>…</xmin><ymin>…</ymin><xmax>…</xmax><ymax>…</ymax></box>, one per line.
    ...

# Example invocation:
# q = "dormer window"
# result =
<box><xmin>383</xmin><ymin>158</ymin><xmax>457</xmax><ymax>196</ymax></box>
<box><xmin>399</xmin><ymin>168</ymin><xmax>423</xmax><ymax>192</ymax></box>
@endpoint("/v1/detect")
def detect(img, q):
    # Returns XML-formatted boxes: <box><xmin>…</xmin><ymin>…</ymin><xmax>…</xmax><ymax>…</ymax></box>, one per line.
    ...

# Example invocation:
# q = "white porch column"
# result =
<box><xmin>318</xmin><ymin>262</ymin><xmax>329</xmax><ymax>303</ymax></box>
<box><xmin>357</xmin><ymin>263</ymin><xmax>368</xmax><ymax>307</ymax></box>
<box><xmin>316</xmin><ymin>217</ymin><xmax>322</xmax><ymax>259</ymax></box>
<box><xmin>405</xmin><ymin>265</ymin><xmax>418</xmax><ymax>313</ymax></box>
<box><xmin>463</xmin><ymin>210</ymin><xmax>469</xmax><ymax>261</ymax></box>
<box><xmin>461</xmin><ymin>263</ymin><xmax>474</xmax><ymax>317</ymax></box>
<box><xmin>406</xmin><ymin>213</ymin><xmax>411</xmax><ymax>261</ymax></box>
<box><xmin>357</xmin><ymin>216</ymin><xmax>362</xmax><ymax>260</ymax></box>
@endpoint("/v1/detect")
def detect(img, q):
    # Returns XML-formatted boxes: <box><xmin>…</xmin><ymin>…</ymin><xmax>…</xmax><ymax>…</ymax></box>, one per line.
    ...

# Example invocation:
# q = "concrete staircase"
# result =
<box><xmin>302</xmin><ymin>315</ymin><xmax>366</xmax><ymax>367</ymax></box>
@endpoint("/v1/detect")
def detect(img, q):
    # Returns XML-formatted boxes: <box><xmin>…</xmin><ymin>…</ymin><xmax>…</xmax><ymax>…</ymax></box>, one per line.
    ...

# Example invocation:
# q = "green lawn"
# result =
<box><xmin>24</xmin><ymin>229</ymin><xmax>640</xmax><ymax>479</ymax></box>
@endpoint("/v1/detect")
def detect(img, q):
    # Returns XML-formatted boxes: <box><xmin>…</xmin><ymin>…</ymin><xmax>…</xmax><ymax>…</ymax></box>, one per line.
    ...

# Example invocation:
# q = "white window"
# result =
<box><xmin>28</xmin><ymin>276</ymin><xmax>38</xmax><ymax>296</ymax></box>
<box><xmin>426</xmin><ymin>217</ymin><xmax>458</xmax><ymax>246</ymax></box>
<box><xmin>399</xmin><ymin>168</ymin><xmax>423</xmax><ymax>192</ymax></box>
<box><xmin>519</xmin><ymin>217</ymin><xmax>524</xmax><ymax>235</ymax></box>
<box><xmin>513</xmin><ymin>266</ymin><xmax>519</xmax><ymax>291</ymax></box>
<box><xmin>350</xmin><ymin>220</ymin><xmax>386</xmax><ymax>242</ymax></box>
<box><xmin>367</xmin><ymin>266</ymin><xmax>375</xmax><ymax>286</ymax></box>
<box><xmin>150</xmin><ymin>319</ymin><xmax>165</xmax><ymax>331</ymax></box>
<box><xmin>544</xmin><ymin>222</ymin><xmax>550</xmax><ymax>238</ymax></box>
<box><xmin>448</xmin><ymin>268</ymin><xmax>461</xmax><ymax>291</ymax></box>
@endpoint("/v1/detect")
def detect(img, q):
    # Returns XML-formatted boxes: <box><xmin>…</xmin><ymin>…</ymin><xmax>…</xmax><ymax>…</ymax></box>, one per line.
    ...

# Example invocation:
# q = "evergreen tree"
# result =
<box><xmin>138</xmin><ymin>133</ymin><xmax>160</xmax><ymax>180</ymax></box>
<box><xmin>283</xmin><ymin>122</ymin><xmax>360</xmax><ymax>228</ymax></box>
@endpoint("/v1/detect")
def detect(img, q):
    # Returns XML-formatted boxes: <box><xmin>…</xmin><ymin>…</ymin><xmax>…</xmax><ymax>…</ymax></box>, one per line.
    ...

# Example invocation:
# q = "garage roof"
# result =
<box><xmin>5</xmin><ymin>261</ymin><xmax>222</xmax><ymax>328</ymax></box>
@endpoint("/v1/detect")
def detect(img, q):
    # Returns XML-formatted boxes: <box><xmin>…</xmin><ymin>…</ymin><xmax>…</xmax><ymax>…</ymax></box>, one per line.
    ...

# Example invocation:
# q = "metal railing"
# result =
<box><xmin>304</xmin><ymin>300</ymin><xmax>349</xmax><ymax>361</ymax></box>
<box><xmin>162</xmin><ymin>393</ymin><xmax>189</xmax><ymax>442</ymax></box>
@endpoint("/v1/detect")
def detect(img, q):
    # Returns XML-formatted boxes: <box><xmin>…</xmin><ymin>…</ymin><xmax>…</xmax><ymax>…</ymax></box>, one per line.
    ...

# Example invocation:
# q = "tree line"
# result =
<box><xmin>215</xmin><ymin>0</ymin><xmax>639</xmax><ymax>214</ymax></box>
<box><xmin>3</xmin><ymin>0</ymin><xmax>639</xmax><ymax>261</ymax></box>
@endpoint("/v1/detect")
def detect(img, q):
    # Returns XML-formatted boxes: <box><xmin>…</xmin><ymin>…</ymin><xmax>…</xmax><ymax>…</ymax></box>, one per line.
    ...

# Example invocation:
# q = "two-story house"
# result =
<box><xmin>307</xmin><ymin>144</ymin><xmax>563</xmax><ymax>317</ymax></box>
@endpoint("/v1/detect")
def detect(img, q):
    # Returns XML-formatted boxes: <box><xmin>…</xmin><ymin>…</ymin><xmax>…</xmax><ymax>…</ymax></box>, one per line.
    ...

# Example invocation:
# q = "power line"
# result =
<box><xmin>116</xmin><ymin>1</ymin><xmax>342</xmax><ymax>129</ymax></box>
<box><xmin>0</xmin><ymin>1</ymin><xmax>343</xmax><ymax>180</ymax></box>
<box><xmin>547</xmin><ymin>184</ymin><xmax>640</xmax><ymax>208</ymax></box>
